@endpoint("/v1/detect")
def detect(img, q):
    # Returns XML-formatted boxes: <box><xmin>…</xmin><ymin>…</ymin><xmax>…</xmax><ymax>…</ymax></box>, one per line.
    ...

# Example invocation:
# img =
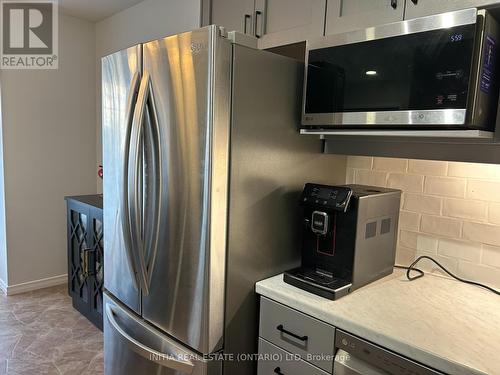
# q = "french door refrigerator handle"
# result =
<box><xmin>105</xmin><ymin>305</ymin><xmax>195</xmax><ymax>373</ymax></box>
<box><xmin>122</xmin><ymin>71</ymin><xmax>141</xmax><ymax>290</ymax></box>
<box><xmin>129</xmin><ymin>72</ymin><xmax>150</xmax><ymax>295</ymax></box>
<box><xmin>143</xmin><ymin>72</ymin><xmax>162</xmax><ymax>291</ymax></box>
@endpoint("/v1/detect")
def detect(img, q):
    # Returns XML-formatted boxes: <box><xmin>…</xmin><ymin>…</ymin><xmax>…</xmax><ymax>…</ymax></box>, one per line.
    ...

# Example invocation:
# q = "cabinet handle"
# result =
<box><xmin>254</xmin><ymin>10</ymin><xmax>263</xmax><ymax>38</ymax></box>
<box><xmin>274</xmin><ymin>367</ymin><xmax>285</xmax><ymax>375</ymax></box>
<box><xmin>243</xmin><ymin>14</ymin><xmax>251</xmax><ymax>34</ymax></box>
<box><xmin>411</xmin><ymin>0</ymin><xmax>418</xmax><ymax>4</ymax></box>
<box><xmin>391</xmin><ymin>0</ymin><xmax>397</xmax><ymax>9</ymax></box>
<box><xmin>276</xmin><ymin>324</ymin><xmax>308</xmax><ymax>342</ymax></box>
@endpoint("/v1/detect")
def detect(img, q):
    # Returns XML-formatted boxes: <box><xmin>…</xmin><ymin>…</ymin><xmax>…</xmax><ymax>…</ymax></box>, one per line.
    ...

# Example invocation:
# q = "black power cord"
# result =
<box><xmin>395</xmin><ymin>255</ymin><xmax>500</xmax><ymax>296</ymax></box>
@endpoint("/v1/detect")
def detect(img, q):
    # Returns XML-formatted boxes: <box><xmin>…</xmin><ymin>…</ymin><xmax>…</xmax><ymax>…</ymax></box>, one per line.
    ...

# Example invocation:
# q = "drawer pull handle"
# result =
<box><xmin>274</xmin><ymin>367</ymin><xmax>285</xmax><ymax>375</ymax></box>
<box><xmin>276</xmin><ymin>324</ymin><xmax>308</xmax><ymax>342</ymax></box>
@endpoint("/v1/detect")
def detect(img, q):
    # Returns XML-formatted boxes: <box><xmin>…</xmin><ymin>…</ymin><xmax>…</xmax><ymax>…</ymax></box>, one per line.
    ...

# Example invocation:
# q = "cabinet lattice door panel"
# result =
<box><xmin>89</xmin><ymin>206</ymin><xmax>104</xmax><ymax>328</ymax></box>
<box><xmin>69</xmin><ymin>209</ymin><xmax>90</xmax><ymax>307</ymax></box>
<box><xmin>66</xmin><ymin>195</ymin><xmax>103</xmax><ymax>330</ymax></box>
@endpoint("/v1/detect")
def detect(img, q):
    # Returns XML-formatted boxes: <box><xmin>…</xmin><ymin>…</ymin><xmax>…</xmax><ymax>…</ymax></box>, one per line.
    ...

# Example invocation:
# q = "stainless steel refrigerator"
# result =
<box><xmin>102</xmin><ymin>25</ymin><xmax>338</xmax><ymax>375</ymax></box>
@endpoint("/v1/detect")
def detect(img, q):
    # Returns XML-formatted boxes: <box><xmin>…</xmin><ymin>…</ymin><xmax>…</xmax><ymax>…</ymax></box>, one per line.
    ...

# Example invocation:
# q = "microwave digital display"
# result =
<box><xmin>304</xmin><ymin>24</ymin><xmax>477</xmax><ymax>114</ymax></box>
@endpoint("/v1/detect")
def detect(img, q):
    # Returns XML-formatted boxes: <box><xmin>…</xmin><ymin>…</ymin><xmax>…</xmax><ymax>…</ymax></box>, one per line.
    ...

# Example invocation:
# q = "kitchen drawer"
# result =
<box><xmin>258</xmin><ymin>338</ymin><xmax>329</xmax><ymax>375</ymax></box>
<box><xmin>259</xmin><ymin>297</ymin><xmax>335</xmax><ymax>372</ymax></box>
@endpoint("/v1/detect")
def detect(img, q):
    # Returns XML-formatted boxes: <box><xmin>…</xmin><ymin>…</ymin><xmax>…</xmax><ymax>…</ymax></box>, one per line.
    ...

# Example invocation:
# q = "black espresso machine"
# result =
<box><xmin>284</xmin><ymin>184</ymin><xmax>401</xmax><ymax>300</ymax></box>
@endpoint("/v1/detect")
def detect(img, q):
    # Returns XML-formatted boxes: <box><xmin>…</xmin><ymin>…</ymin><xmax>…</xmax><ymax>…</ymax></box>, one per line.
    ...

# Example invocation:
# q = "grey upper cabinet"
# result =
<box><xmin>325</xmin><ymin>0</ymin><xmax>405</xmax><ymax>35</ymax></box>
<box><xmin>405</xmin><ymin>0</ymin><xmax>500</xmax><ymax>19</ymax></box>
<box><xmin>209</xmin><ymin>0</ymin><xmax>326</xmax><ymax>49</ymax></box>
<box><xmin>255</xmin><ymin>0</ymin><xmax>327</xmax><ymax>49</ymax></box>
<box><xmin>211</xmin><ymin>0</ymin><xmax>256</xmax><ymax>34</ymax></box>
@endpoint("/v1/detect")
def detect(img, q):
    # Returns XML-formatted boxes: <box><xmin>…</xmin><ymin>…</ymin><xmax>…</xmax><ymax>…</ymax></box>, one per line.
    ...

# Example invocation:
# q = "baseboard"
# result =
<box><xmin>5</xmin><ymin>274</ymin><xmax>67</xmax><ymax>295</ymax></box>
<box><xmin>0</xmin><ymin>278</ymin><xmax>6</xmax><ymax>295</ymax></box>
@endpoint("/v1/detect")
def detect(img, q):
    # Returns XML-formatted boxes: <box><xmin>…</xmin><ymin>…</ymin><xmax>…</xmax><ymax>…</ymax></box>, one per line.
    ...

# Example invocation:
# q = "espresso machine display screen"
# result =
<box><xmin>284</xmin><ymin>183</ymin><xmax>401</xmax><ymax>300</ymax></box>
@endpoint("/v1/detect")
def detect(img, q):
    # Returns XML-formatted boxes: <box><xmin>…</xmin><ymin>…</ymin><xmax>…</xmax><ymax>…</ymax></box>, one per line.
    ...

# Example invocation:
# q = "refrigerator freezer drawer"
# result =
<box><xmin>104</xmin><ymin>293</ymin><xmax>221</xmax><ymax>375</ymax></box>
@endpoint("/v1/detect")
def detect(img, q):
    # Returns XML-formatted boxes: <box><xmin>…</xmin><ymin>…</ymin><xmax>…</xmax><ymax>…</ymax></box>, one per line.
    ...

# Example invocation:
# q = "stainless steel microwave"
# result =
<box><xmin>302</xmin><ymin>8</ymin><xmax>500</xmax><ymax>130</ymax></box>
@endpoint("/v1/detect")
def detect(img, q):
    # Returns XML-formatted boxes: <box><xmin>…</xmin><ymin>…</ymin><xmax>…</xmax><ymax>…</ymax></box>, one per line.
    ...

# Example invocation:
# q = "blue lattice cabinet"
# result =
<box><xmin>65</xmin><ymin>195</ymin><xmax>104</xmax><ymax>330</ymax></box>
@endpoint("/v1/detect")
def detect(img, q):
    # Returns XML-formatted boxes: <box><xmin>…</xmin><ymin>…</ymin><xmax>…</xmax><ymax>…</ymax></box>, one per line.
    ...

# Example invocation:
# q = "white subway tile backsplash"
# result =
<box><xmin>421</xmin><ymin>215</ymin><xmax>462</xmax><ymax>238</ymax></box>
<box><xmin>467</xmin><ymin>180</ymin><xmax>500</xmax><ymax>202</ymax></box>
<box><xmin>404</xmin><ymin>193</ymin><xmax>441</xmax><ymax>215</ymax></box>
<box><xmin>424</xmin><ymin>176</ymin><xmax>466</xmax><ymax>198</ymax></box>
<box><xmin>488</xmin><ymin>203</ymin><xmax>500</xmax><ymax>225</ymax></box>
<box><xmin>463</xmin><ymin>222</ymin><xmax>500</xmax><ymax>247</ymax></box>
<box><xmin>373</xmin><ymin>157</ymin><xmax>407</xmax><ymax>172</ymax></box>
<box><xmin>448</xmin><ymin>162</ymin><xmax>500</xmax><ymax>180</ymax></box>
<box><xmin>482</xmin><ymin>245</ymin><xmax>500</xmax><ymax>268</ymax></box>
<box><xmin>399</xmin><ymin>211</ymin><xmax>420</xmax><ymax>231</ymax></box>
<box><xmin>457</xmin><ymin>261</ymin><xmax>500</xmax><ymax>289</ymax></box>
<box><xmin>399</xmin><ymin>230</ymin><xmax>418</xmax><ymax>249</ymax></box>
<box><xmin>416</xmin><ymin>234</ymin><xmax>439</xmax><ymax>253</ymax></box>
<box><xmin>387</xmin><ymin>173</ymin><xmax>424</xmax><ymax>193</ymax></box>
<box><xmin>346</xmin><ymin>168</ymin><xmax>355</xmax><ymax>184</ymax></box>
<box><xmin>396</xmin><ymin>245</ymin><xmax>416</xmax><ymax>266</ymax></box>
<box><xmin>346</xmin><ymin>156</ymin><xmax>500</xmax><ymax>288</ymax></box>
<box><xmin>399</xmin><ymin>230</ymin><xmax>438</xmax><ymax>253</ymax></box>
<box><xmin>347</xmin><ymin>156</ymin><xmax>373</xmax><ymax>169</ymax></box>
<box><xmin>442</xmin><ymin>198</ymin><xmax>487</xmax><ymax>221</ymax></box>
<box><xmin>415</xmin><ymin>250</ymin><xmax>459</xmax><ymax>275</ymax></box>
<box><xmin>355</xmin><ymin>169</ymin><xmax>387</xmax><ymax>187</ymax></box>
<box><xmin>438</xmin><ymin>239</ymin><xmax>481</xmax><ymax>262</ymax></box>
<box><xmin>408</xmin><ymin>160</ymin><xmax>448</xmax><ymax>176</ymax></box>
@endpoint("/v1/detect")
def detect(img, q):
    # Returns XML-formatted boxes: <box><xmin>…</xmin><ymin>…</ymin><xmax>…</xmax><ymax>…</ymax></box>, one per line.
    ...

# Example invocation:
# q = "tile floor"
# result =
<box><xmin>0</xmin><ymin>284</ymin><xmax>103</xmax><ymax>375</ymax></box>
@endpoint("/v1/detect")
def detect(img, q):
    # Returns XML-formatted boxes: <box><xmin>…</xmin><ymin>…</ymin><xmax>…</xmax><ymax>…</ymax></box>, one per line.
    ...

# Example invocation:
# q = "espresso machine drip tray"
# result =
<box><xmin>283</xmin><ymin>267</ymin><xmax>352</xmax><ymax>300</ymax></box>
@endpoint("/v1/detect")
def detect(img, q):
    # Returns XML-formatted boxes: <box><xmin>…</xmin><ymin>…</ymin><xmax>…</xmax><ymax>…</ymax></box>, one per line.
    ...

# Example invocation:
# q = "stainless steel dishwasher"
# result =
<box><xmin>334</xmin><ymin>330</ymin><xmax>444</xmax><ymax>375</ymax></box>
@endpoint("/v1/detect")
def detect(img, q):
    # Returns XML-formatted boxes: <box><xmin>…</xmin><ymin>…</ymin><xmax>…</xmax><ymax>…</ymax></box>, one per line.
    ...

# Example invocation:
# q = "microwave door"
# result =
<box><xmin>302</xmin><ymin>8</ymin><xmax>479</xmax><ymax>128</ymax></box>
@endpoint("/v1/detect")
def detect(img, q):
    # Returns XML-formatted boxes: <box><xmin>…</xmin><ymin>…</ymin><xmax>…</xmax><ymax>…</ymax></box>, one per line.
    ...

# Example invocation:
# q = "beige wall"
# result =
<box><xmin>0</xmin><ymin>14</ymin><xmax>97</xmax><ymax>287</ymax></box>
<box><xmin>95</xmin><ymin>0</ymin><xmax>202</xmax><ymax>192</ymax></box>
<box><xmin>346</xmin><ymin>156</ymin><xmax>500</xmax><ymax>288</ymax></box>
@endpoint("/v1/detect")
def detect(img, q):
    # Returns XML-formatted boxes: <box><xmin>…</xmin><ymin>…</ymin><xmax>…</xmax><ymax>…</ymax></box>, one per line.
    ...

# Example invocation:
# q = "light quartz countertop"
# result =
<box><xmin>255</xmin><ymin>270</ymin><xmax>500</xmax><ymax>375</ymax></box>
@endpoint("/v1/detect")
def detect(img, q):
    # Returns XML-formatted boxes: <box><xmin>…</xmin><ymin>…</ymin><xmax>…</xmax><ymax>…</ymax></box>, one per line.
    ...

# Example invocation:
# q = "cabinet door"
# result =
<box><xmin>258</xmin><ymin>339</ymin><xmax>330</xmax><ymax>375</ymax></box>
<box><xmin>255</xmin><ymin>0</ymin><xmax>326</xmax><ymax>49</ymax></box>
<box><xmin>211</xmin><ymin>0</ymin><xmax>256</xmax><ymax>34</ymax></box>
<box><xmin>405</xmin><ymin>0</ymin><xmax>500</xmax><ymax>19</ymax></box>
<box><xmin>67</xmin><ymin>202</ymin><xmax>91</xmax><ymax>315</ymax></box>
<box><xmin>88</xmin><ymin>206</ymin><xmax>104</xmax><ymax>330</ymax></box>
<box><xmin>325</xmin><ymin>0</ymin><xmax>405</xmax><ymax>35</ymax></box>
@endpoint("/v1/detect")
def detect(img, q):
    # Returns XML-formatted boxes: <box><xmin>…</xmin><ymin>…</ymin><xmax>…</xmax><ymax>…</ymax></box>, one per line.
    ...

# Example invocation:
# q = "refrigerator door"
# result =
<box><xmin>140</xmin><ymin>26</ymin><xmax>231</xmax><ymax>354</ymax></box>
<box><xmin>102</xmin><ymin>45</ymin><xmax>142</xmax><ymax>314</ymax></box>
<box><xmin>104</xmin><ymin>293</ymin><xmax>221</xmax><ymax>375</ymax></box>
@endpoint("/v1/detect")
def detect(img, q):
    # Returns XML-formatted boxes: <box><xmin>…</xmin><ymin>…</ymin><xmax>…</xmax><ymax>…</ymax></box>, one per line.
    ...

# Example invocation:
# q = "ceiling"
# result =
<box><xmin>59</xmin><ymin>0</ymin><xmax>145</xmax><ymax>22</ymax></box>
